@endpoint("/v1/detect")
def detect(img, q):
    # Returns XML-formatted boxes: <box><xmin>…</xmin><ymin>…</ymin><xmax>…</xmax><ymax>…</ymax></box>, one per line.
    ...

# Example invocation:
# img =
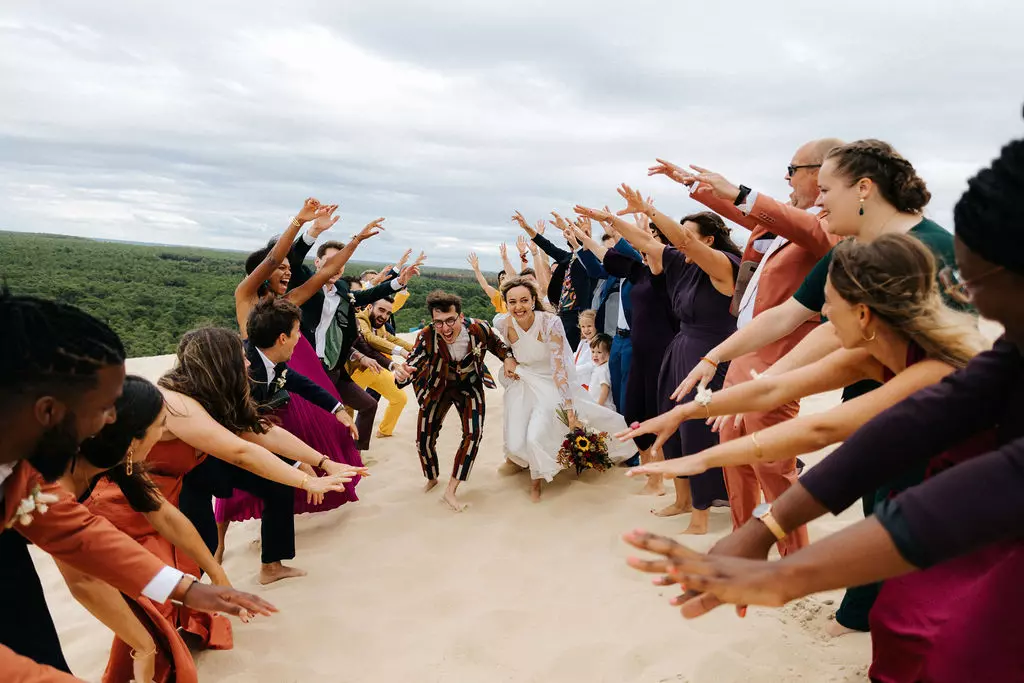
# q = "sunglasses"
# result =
<box><xmin>787</xmin><ymin>164</ymin><xmax>821</xmax><ymax>177</ymax></box>
<box><xmin>938</xmin><ymin>264</ymin><xmax>1003</xmax><ymax>304</ymax></box>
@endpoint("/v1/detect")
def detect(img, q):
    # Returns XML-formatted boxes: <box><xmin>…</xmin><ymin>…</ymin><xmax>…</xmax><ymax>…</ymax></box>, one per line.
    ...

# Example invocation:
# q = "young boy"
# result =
<box><xmin>587</xmin><ymin>333</ymin><xmax>615</xmax><ymax>410</ymax></box>
<box><xmin>575</xmin><ymin>309</ymin><xmax>598</xmax><ymax>389</ymax></box>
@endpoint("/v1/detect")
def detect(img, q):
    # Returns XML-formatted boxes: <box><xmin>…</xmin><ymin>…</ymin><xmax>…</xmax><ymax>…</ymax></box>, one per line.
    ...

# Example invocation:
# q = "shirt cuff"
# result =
<box><xmin>737</xmin><ymin>190</ymin><xmax>759</xmax><ymax>215</ymax></box>
<box><xmin>687</xmin><ymin>181</ymin><xmax>701</xmax><ymax>195</ymax></box>
<box><xmin>393</xmin><ymin>345</ymin><xmax>404</xmax><ymax>354</ymax></box>
<box><xmin>389</xmin><ymin>279</ymin><xmax>403</xmax><ymax>292</ymax></box>
<box><xmin>302</xmin><ymin>231</ymin><xmax>316</xmax><ymax>245</ymax></box>
<box><xmin>292</xmin><ymin>461</ymin><xmax>303</xmax><ymax>469</ymax></box>
<box><xmin>141</xmin><ymin>566</ymin><xmax>186</xmax><ymax>603</ymax></box>
<box><xmin>332</xmin><ymin>402</ymin><xmax>343</xmax><ymax>413</ymax></box>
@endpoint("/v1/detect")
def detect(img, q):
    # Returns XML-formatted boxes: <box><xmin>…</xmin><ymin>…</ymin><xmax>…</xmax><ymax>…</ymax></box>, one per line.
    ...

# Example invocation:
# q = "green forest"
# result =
<box><xmin>0</xmin><ymin>231</ymin><xmax>501</xmax><ymax>357</ymax></box>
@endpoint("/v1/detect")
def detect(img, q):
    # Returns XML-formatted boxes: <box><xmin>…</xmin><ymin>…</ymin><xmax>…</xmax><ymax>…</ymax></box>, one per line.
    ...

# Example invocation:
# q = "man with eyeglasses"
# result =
<box><xmin>397</xmin><ymin>290</ymin><xmax>517</xmax><ymax>512</ymax></box>
<box><xmin>646</xmin><ymin>138</ymin><xmax>843</xmax><ymax>557</ymax></box>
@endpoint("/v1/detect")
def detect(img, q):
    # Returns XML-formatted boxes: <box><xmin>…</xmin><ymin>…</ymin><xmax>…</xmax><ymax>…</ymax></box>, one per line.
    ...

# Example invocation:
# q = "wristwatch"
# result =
<box><xmin>753</xmin><ymin>502</ymin><xmax>786</xmax><ymax>541</ymax></box>
<box><xmin>734</xmin><ymin>184</ymin><xmax>752</xmax><ymax>207</ymax></box>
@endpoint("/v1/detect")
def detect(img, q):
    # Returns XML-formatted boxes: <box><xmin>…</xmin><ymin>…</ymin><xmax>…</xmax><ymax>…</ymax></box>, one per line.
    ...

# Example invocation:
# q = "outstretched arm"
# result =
<box><xmin>762</xmin><ymin>322</ymin><xmax>844</xmax><ymax>378</ymax></box>
<box><xmin>237</xmin><ymin>198</ymin><xmax>320</xmax><ymax>304</ymax></box>
<box><xmin>144</xmin><ymin>501</ymin><xmax>230</xmax><ymax>586</ymax></box>
<box><xmin>286</xmin><ymin>217</ymin><xmax>386</xmax><ymax>306</ymax></box>
<box><xmin>467</xmin><ymin>252</ymin><xmax>498</xmax><ymax>299</ymax></box>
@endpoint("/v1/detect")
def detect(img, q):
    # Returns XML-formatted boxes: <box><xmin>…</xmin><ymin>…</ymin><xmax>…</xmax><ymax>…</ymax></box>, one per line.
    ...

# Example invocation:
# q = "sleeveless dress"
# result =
<box><xmin>86</xmin><ymin>439</ymin><xmax>229</xmax><ymax>683</ymax></box>
<box><xmin>494</xmin><ymin>312</ymin><xmax>634</xmax><ymax>481</ymax></box>
<box><xmin>658</xmin><ymin>246</ymin><xmax>741</xmax><ymax>509</ymax></box>
<box><xmin>215</xmin><ymin>334</ymin><xmax>363</xmax><ymax>522</ymax></box>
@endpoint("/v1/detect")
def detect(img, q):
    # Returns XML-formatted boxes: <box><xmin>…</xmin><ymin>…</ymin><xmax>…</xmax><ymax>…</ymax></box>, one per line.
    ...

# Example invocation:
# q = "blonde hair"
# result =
<box><xmin>829</xmin><ymin>234</ymin><xmax>986</xmax><ymax>369</ymax></box>
<box><xmin>578</xmin><ymin>309</ymin><xmax>597</xmax><ymax>323</ymax></box>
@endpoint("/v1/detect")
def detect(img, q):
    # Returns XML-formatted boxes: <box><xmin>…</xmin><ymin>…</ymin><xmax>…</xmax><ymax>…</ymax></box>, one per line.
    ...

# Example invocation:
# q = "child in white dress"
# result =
<box><xmin>575</xmin><ymin>309</ymin><xmax>597</xmax><ymax>389</ymax></box>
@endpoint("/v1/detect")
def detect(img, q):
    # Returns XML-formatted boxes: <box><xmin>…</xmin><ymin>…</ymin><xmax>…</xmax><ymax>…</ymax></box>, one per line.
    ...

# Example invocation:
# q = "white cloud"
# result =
<box><xmin>0</xmin><ymin>0</ymin><xmax>1022</xmax><ymax>270</ymax></box>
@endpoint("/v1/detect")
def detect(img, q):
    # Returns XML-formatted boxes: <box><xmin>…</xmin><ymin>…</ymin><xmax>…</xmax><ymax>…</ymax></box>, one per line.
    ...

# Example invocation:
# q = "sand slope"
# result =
<box><xmin>31</xmin><ymin>346</ymin><xmax>879</xmax><ymax>682</ymax></box>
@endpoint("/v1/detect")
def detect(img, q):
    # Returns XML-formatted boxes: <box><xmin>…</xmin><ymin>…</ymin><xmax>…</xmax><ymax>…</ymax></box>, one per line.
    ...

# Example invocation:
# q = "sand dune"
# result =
<box><xmin>54</xmin><ymin>319</ymin><xmax>1006</xmax><ymax>681</ymax></box>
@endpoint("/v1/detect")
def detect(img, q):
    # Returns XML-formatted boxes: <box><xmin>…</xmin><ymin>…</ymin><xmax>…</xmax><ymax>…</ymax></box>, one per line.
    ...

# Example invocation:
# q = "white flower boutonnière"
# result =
<box><xmin>7</xmin><ymin>484</ymin><xmax>61</xmax><ymax>528</ymax></box>
<box><xmin>272</xmin><ymin>368</ymin><xmax>289</xmax><ymax>393</ymax></box>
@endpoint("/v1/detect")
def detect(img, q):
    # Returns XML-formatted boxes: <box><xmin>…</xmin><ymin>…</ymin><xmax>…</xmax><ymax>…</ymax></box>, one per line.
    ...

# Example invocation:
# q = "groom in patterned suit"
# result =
<box><xmin>399</xmin><ymin>290</ymin><xmax>517</xmax><ymax>511</ymax></box>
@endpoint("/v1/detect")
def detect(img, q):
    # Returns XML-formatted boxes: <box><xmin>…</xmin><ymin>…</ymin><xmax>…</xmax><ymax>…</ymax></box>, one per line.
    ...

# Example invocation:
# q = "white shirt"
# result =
<box><xmin>315</xmin><ymin>284</ymin><xmax>342</xmax><ymax>359</ymax></box>
<box><xmin>443</xmin><ymin>325</ymin><xmax>471</xmax><ymax>361</ymax></box>
<box><xmin>0</xmin><ymin>460</ymin><xmax>184</xmax><ymax>602</ymax></box>
<box><xmin>616</xmin><ymin>294</ymin><xmax>629</xmax><ymax>331</ymax></box>
<box><xmin>575</xmin><ymin>341</ymin><xmax>594</xmax><ymax>386</ymax></box>
<box><xmin>587</xmin><ymin>364</ymin><xmax>615</xmax><ymax>410</ymax></box>
<box><xmin>255</xmin><ymin>347</ymin><xmax>278</xmax><ymax>385</ymax></box>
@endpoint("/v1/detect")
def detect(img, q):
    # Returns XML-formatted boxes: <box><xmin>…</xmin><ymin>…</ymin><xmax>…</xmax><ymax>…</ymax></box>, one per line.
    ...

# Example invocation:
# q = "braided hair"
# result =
<box><xmin>954</xmin><ymin>131</ymin><xmax>1024</xmax><ymax>276</ymax></box>
<box><xmin>1</xmin><ymin>287</ymin><xmax>125</xmax><ymax>406</ymax></box>
<box><xmin>825</xmin><ymin>139</ymin><xmax>931</xmax><ymax>213</ymax></box>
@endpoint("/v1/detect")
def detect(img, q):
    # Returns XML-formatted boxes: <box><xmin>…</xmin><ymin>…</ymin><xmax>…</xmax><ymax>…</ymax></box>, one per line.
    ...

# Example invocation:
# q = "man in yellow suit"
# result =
<box><xmin>351</xmin><ymin>295</ymin><xmax>413</xmax><ymax>438</ymax></box>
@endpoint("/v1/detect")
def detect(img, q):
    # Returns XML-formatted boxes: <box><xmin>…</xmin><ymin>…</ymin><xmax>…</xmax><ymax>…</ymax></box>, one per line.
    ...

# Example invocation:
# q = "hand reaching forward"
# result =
<box><xmin>689</xmin><ymin>165</ymin><xmax>741</xmax><ymax>202</ymax></box>
<box><xmin>648</xmin><ymin>159</ymin><xmax>698</xmax><ymax>187</ymax></box>
<box><xmin>549</xmin><ymin>211</ymin><xmax>572</xmax><ymax>232</ymax></box>
<box><xmin>467</xmin><ymin>252</ymin><xmax>481</xmax><ymax>271</ymax></box>
<box><xmin>396</xmin><ymin>248</ymin><xmax>413</xmax><ymax>270</ymax></box>
<box><xmin>321</xmin><ymin>458</ymin><xmax>369</xmax><ymax>479</ymax></box>
<box><xmin>574</xmin><ymin>204</ymin><xmax>616</xmax><ymax>224</ymax></box>
<box><xmin>616</xmin><ymin>408</ymin><xmax>688</xmax><ymax>461</ymax></box>
<box><xmin>534</xmin><ymin>219</ymin><xmax>546</xmax><ymax>236</ymax></box>
<box><xmin>615</xmin><ymin>184</ymin><xmax>653</xmax><ymax>217</ymax></box>
<box><xmin>563</xmin><ymin>225</ymin><xmax>581</xmax><ymax>251</ymax></box>
<box><xmin>334</xmin><ymin>408</ymin><xmax>360</xmax><ymax>442</ymax></box>
<box><xmin>309</xmin><ymin>203</ymin><xmax>340</xmax><ymax>238</ymax></box>
<box><xmin>411</xmin><ymin>251</ymin><xmax>427</xmax><ymax>270</ymax></box>
<box><xmin>397</xmin><ymin>265</ymin><xmax>420</xmax><ymax>286</ymax></box>
<box><xmin>176</xmin><ymin>581</ymin><xmax>278</xmax><ymax>622</ymax></box>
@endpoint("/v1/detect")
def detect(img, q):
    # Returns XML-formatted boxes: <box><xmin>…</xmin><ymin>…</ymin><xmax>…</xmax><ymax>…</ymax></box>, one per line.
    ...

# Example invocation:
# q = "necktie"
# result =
<box><xmin>324</xmin><ymin>321</ymin><xmax>343</xmax><ymax>370</ymax></box>
<box><xmin>558</xmin><ymin>256</ymin><xmax>577</xmax><ymax>312</ymax></box>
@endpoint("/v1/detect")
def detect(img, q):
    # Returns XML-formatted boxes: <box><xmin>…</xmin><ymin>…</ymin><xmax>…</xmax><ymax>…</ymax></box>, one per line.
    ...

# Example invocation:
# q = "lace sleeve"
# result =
<box><xmin>543</xmin><ymin>313</ymin><xmax>575</xmax><ymax>410</ymax></box>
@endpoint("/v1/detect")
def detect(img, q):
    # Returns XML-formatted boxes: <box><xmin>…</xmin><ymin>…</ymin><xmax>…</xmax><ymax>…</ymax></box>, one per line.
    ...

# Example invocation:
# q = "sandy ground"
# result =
<box><xmin>27</xmin><ymin>340</ymin><xmax>891</xmax><ymax>683</ymax></box>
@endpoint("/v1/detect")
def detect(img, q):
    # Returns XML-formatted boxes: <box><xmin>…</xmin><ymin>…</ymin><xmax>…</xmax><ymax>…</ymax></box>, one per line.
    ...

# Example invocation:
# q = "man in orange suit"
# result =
<box><xmin>650</xmin><ymin>139</ymin><xmax>842</xmax><ymax>555</ymax></box>
<box><xmin>0</xmin><ymin>291</ymin><xmax>276</xmax><ymax>681</ymax></box>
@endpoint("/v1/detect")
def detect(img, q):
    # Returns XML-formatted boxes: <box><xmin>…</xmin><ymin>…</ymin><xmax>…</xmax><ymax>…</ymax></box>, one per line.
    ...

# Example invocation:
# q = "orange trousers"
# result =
<box><xmin>719</xmin><ymin>401</ymin><xmax>809</xmax><ymax>556</ymax></box>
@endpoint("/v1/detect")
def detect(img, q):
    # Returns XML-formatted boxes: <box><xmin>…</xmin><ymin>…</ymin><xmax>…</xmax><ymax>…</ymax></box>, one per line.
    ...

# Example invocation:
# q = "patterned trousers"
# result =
<box><xmin>416</xmin><ymin>381</ymin><xmax>485</xmax><ymax>481</ymax></box>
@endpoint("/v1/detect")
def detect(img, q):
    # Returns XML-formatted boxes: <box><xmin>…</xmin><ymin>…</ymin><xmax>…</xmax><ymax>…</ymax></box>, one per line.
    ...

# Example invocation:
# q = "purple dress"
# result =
<box><xmin>603</xmin><ymin>250</ymin><xmax>678</xmax><ymax>452</ymax></box>
<box><xmin>215</xmin><ymin>335</ymin><xmax>363</xmax><ymax>522</ymax></box>
<box><xmin>658</xmin><ymin>246</ymin><xmax>740</xmax><ymax>510</ymax></box>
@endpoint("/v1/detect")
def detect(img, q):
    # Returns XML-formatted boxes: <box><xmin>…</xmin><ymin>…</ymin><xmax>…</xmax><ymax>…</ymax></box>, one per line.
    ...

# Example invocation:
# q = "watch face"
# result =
<box><xmin>753</xmin><ymin>502</ymin><xmax>771</xmax><ymax>517</ymax></box>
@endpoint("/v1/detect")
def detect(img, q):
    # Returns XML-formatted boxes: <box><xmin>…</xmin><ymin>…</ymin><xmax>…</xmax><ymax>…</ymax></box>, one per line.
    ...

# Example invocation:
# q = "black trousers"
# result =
<box><xmin>558</xmin><ymin>310</ymin><xmax>582</xmax><ymax>351</ymax></box>
<box><xmin>326</xmin><ymin>365</ymin><xmax>379</xmax><ymax>450</ymax></box>
<box><xmin>0</xmin><ymin>530</ymin><xmax>71</xmax><ymax>673</ymax></box>
<box><xmin>179</xmin><ymin>457</ymin><xmax>296</xmax><ymax>565</ymax></box>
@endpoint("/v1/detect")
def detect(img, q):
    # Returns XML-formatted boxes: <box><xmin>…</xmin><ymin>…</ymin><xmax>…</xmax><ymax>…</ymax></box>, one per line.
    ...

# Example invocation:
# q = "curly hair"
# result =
<box><xmin>826</xmin><ymin>139</ymin><xmax>931</xmax><ymax>213</ymax></box>
<box><xmin>828</xmin><ymin>234</ymin><xmax>985</xmax><ymax>369</ymax></box>
<box><xmin>500</xmin><ymin>276</ymin><xmax>549</xmax><ymax>311</ymax></box>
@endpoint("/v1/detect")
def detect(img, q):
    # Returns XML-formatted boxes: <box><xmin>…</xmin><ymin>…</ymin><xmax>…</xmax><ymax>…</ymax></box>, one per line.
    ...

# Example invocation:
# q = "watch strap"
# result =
<box><xmin>757</xmin><ymin>509</ymin><xmax>787</xmax><ymax>541</ymax></box>
<box><xmin>734</xmin><ymin>184</ymin><xmax>752</xmax><ymax>207</ymax></box>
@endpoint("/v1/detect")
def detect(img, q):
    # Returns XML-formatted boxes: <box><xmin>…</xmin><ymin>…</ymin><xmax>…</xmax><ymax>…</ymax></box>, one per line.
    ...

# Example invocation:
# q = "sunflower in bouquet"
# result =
<box><xmin>555</xmin><ymin>407</ymin><xmax>614</xmax><ymax>475</ymax></box>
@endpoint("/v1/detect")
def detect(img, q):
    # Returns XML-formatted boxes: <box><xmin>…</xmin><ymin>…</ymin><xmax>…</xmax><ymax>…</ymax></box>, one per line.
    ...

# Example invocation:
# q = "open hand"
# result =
<box><xmin>334</xmin><ymin>409</ymin><xmax>360</xmax><ymax>441</ymax></box>
<box><xmin>512</xmin><ymin>211</ymin><xmax>537</xmax><ymax>237</ymax></box>
<box><xmin>672</xmin><ymin>360</ymin><xmax>717</xmax><ymax>401</ymax></box>
<box><xmin>360</xmin><ymin>356</ymin><xmax>383</xmax><ymax>374</ymax></box>
<box><xmin>296</xmin><ymin>197</ymin><xmax>322</xmax><ymax>223</ymax></box>
<box><xmin>179</xmin><ymin>581</ymin><xmax>278</xmax><ymax>621</ymax></box>
<box><xmin>396</xmin><ymin>248</ymin><xmax>413</xmax><ymax>270</ymax></box>
<box><xmin>689</xmin><ymin>165</ymin><xmax>741</xmax><ymax>202</ymax></box>
<box><xmin>534</xmin><ymin>219</ymin><xmax>546</xmax><ymax>236</ymax></box>
<box><xmin>397</xmin><ymin>265</ymin><xmax>420</xmax><ymax>286</ymax></box>
<box><xmin>310</xmin><ymin>203</ymin><xmax>340</xmax><ymax>237</ymax></box>
<box><xmin>574</xmin><ymin>204</ymin><xmax>616</xmax><ymax>224</ymax></box>
<box><xmin>516</xmin><ymin>235</ymin><xmax>530</xmax><ymax>257</ymax></box>
<box><xmin>648</xmin><ymin>159</ymin><xmax>697</xmax><ymax>186</ymax></box>
<box><xmin>467</xmin><ymin>252</ymin><xmax>481</xmax><ymax>271</ymax></box>
<box><xmin>355</xmin><ymin>217</ymin><xmax>386</xmax><ymax>242</ymax></box>
<box><xmin>616</xmin><ymin>407</ymin><xmax>689</xmax><ymax>459</ymax></box>
<box><xmin>615</xmin><ymin>184</ymin><xmax>652</xmax><ymax>217</ymax></box>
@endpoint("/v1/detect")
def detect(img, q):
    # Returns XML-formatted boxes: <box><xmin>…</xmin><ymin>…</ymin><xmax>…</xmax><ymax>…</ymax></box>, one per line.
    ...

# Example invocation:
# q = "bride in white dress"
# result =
<box><xmin>494</xmin><ymin>277</ymin><xmax>635</xmax><ymax>501</ymax></box>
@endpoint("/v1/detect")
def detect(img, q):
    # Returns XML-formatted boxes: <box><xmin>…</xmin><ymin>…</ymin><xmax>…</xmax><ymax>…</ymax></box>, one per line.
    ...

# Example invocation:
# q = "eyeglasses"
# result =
<box><xmin>433</xmin><ymin>316</ymin><xmax>461</xmax><ymax>330</ymax></box>
<box><xmin>787</xmin><ymin>164</ymin><xmax>821</xmax><ymax>177</ymax></box>
<box><xmin>938</xmin><ymin>265</ymin><xmax>1003</xmax><ymax>304</ymax></box>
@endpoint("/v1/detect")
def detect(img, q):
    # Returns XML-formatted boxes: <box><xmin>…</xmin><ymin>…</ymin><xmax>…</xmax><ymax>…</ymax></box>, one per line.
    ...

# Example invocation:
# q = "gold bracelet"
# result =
<box><xmin>704</xmin><ymin>404</ymin><xmax>711</xmax><ymax>420</ymax></box>
<box><xmin>750</xmin><ymin>432</ymin><xmax>764</xmax><ymax>460</ymax></box>
<box><xmin>130</xmin><ymin>646</ymin><xmax>157</xmax><ymax>660</ymax></box>
<box><xmin>700</xmin><ymin>356</ymin><xmax>719</xmax><ymax>368</ymax></box>
<box><xmin>290</xmin><ymin>217</ymin><xmax>302</xmax><ymax>228</ymax></box>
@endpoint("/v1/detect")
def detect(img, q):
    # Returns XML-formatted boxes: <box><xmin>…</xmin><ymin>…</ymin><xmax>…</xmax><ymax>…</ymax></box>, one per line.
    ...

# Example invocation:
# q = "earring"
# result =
<box><xmin>861</xmin><ymin>329</ymin><xmax>876</xmax><ymax>342</ymax></box>
<box><xmin>126</xmin><ymin>448</ymin><xmax>135</xmax><ymax>475</ymax></box>
<box><xmin>859</xmin><ymin>198</ymin><xmax>865</xmax><ymax>216</ymax></box>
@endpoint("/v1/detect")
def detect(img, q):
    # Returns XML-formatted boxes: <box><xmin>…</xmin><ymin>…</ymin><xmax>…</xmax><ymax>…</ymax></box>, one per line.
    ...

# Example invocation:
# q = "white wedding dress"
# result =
<box><xmin>494</xmin><ymin>311</ymin><xmax>634</xmax><ymax>482</ymax></box>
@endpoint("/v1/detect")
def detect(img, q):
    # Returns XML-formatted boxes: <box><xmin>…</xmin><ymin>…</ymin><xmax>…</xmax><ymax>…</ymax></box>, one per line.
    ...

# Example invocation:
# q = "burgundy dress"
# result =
<box><xmin>215</xmin><ymin>334</ymin><xmax>362</xmax><ymax>522</ymax></box>
<box><xmin>602</xmin><ymin>249</ymin><xmax>677</xmax><ymax>452</ymax></box>
<box><xmin>658</xmin><ymin>246</ymin><xmax>740</xmax><ymax>509</ymax></box>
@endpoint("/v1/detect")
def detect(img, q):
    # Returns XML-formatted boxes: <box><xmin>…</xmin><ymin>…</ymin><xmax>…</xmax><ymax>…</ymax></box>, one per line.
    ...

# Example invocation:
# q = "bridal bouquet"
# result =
<box><xmin>555</xmin><ymin>407</ymin><xmax>613</xmax><ymax>475</ymax></box>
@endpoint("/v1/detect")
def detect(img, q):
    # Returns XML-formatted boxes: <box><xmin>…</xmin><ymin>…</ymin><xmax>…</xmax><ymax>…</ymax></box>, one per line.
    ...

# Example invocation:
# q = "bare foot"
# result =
<box><xmin>652</xmin><ymin>502</ymin><xmax>692</xmax><ymax>517</ymax></box>
<box><xmin>637</xmin><ymin>477</ymin><xmax>666</xmax><ymax>497</ymax></box>
<box><xmin>259</xmin><ymin>562</ymin><xmax>307</xmax><ymax>585</ymax></box>
<box><xmin>375</xmin><ymin>430</ymin><xmax>392</xmax><ymax>439</ymax></box>
<box><xmin>423</xmin><ymin>479</ymin><xmax>438</xmax><ymax>493</ymax></box>
<box><xmin>441</xmin><ymin>491</ymin><xmax>467</xmax><ymax>512</ymax></box>
<box><xmin>680</xmin><ymin>509</ymin><xmax>709</xmax><ymax>535</ymax></box>
<box><xmin>530</xmin><ymin>479</ymin><xmax>542</xmax><ymax>503</ymax></box>
<box><xmin>825</xmin><ymin>618</ymin><xmax>860</xmax><ymax>638</ymax></box>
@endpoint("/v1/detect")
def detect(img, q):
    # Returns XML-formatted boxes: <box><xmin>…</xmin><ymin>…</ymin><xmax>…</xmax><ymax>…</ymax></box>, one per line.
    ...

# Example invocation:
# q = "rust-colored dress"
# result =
<box><xmin>86</xmin><ymin>439</ymin><xmax>232</xmax><ymax>683</ymax></box>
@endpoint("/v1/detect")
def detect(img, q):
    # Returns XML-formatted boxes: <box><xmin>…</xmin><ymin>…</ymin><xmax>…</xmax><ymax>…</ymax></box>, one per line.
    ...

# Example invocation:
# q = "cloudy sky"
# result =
<box><xmin>2</xmin><ymin>1</ymin><xmax>1022</xmax><ymax>270</ymax></box>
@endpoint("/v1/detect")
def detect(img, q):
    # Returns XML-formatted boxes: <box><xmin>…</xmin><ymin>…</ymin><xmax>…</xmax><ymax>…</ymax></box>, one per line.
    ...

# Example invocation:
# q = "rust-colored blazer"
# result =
<box><xmin>691</xmin><ymin>185</ymin><xmax>839</xmax><ymax>379</ymax></box>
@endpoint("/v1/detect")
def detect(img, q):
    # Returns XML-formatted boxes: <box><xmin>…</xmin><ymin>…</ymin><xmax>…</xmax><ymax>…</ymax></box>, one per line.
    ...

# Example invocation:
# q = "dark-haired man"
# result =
<box><xmin>286</xmin><ymin>224</ymin><xmax>419</xmax><ymax>450</ymax></box>
<box><xmin>0</xmin><ymin>293</ymin><xmax>275</xmax><ymax>681</ymax></box>
<box><xmin>398</xmin><ymin>290</ymin><xmax>517</xmax><ymax>511</ymax></box>
<box><xmin>353</xmin><ymin>296</ymin><xmax>412</xmax><ymax>439</ymax></box>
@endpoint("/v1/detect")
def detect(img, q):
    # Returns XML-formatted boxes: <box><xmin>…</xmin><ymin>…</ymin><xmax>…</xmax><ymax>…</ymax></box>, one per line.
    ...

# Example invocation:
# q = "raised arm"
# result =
<box><xmin>648</xmin><ymin>159</ymin><xmax>761</xmax><ymax>232</ymax></box>
<box><xmin>628</xmin><ymin>358</ymin><xmax>959</xmax><ymax>478</ymax></box>
<box><xmin>499</xmin><ymin>243</ymin><xmax>518</xmax><ymax>281</ymax></box>
<box><xmin>467</xmin><ymin>252</ymin><xmax>498</xmax><ymax>299</ymax></box>
<box><xmin>236</xmin><ymin>198</ymin><xmax>320</xmax><ymax>304</ymax></box>
<box><xmin>286</xmin><ymin>217</ymin><xmax>385</xmax><ymax>306</ymax></box>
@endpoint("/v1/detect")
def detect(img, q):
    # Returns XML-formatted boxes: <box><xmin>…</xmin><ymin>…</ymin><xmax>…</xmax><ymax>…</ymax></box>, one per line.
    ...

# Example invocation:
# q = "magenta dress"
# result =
<box><xmin>215</xmin><ymin>335</ymin><xmax>363</xmax><ymax>522</ymax></box>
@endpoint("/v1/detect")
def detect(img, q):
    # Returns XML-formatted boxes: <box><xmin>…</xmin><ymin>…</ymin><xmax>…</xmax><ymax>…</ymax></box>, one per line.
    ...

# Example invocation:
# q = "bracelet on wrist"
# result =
<box><xmin>317</xmin><ymin>455</ymin><xmax>328</xmax><ymax>469</ymax></box>
<box><xmin>291</xmin><ymin>217</ymin><xmax>303</xmax><ymax>228</ymax></box>
<box><xmin>700</xmin><ymin>356</ymin><xmax>719</xmax><ymax>368</ymax></box>
<box><xmin>130</xmin><ymin>646</ymin><xmax>158</xmax><ymax>660</ymax></box>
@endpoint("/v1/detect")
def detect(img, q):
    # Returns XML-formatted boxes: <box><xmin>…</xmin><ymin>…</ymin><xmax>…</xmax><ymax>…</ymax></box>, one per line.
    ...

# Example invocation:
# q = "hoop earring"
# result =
<box><xmin>126</xmin><ymin>447</ymin><xmax>135</xmax><ymax>475</ymax></box>
<box><xmin>859</xmin><ymin>198</ymin><xmax>865</xmax><ymax>216</ymax></box>
<box><xmin>861</xmin><ymin>329</ymin><xmax>876</xmax><ymax>342</ymax></box>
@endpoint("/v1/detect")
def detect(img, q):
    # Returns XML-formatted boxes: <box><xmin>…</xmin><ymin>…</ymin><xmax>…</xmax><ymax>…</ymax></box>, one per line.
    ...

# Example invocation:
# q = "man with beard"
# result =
<box><xmin>353</xmin><ymin>296</ymin><xmax>413</xmax><ymax>439</ymax></box>
<box><xmin>398</xmin><ymin>291</ymin><xmax>517</xmax><ymax>512</ymax></box>
<box><xmin>0</xmin><ymin>291</ymin><xmax>276</xmax><ymax>681</ymax></box>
